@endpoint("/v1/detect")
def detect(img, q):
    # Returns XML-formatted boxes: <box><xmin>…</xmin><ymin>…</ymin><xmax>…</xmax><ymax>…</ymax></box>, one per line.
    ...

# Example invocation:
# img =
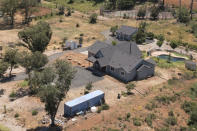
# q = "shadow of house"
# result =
<box><xmin>116</xmin><ymin>25</ymin><xmax>138</xmax><ymax>41</ymax></box>
<box><xmin>87</xmin><ymin>41</ymin><xmax>156</xmax><ymax>83</ymax></box>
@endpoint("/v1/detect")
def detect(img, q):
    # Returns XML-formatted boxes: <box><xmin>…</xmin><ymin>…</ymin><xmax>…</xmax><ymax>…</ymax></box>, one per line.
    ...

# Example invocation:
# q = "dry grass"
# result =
<box><xmin>165</xmin><ymin>0</ymin><xmax>197</xmax><ymax>10</ymax></box>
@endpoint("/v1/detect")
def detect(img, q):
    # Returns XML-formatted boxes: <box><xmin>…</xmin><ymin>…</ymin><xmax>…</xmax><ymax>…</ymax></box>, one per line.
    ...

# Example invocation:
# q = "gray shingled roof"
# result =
<box><xmin>116</xmin><ymin>25</ymin><xmax>138</xmax><ymax>36</ymax></box>
<box><xmin>92</xmin><ymin>41</ymin><xmax>142</xmax><ymax>72</ymax></box>
<box><xmin>87</xmin><ymin>41</ymin><xmax>109</xmax><ymax>54</ymax></box>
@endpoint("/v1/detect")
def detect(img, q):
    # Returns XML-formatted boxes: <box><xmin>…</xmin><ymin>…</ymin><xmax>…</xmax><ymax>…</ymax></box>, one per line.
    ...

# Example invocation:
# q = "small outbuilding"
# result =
<box><xmin>116</xmin><ymin>25</ymin><xmax>138</xmax><ymax>41</ymax></box>
<box><xmin>185</xmin><ymin>60</ymin><xmax>196</xmax><ymax>71</ymax></box>
<box><xmin>64</xmin><ymin>90</ymin><xmax>105</xmax><ymax>117</ymax></box>
<box><xmin>64</xmin><ymin>40</ymin><xmax>80</xmax><ymax>50</ymax></box>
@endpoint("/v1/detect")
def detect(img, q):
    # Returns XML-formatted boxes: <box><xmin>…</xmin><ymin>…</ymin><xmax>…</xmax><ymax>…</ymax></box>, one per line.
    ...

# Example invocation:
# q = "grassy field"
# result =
<box><xmin>42</xmin><ymin>0</ymin><xmax>102</xmax><ymax>13</ymax></box>
<box><xmin>0</xmin><ymin>124</ymin><xmax>10</xmax><ymax>131</ymax></box>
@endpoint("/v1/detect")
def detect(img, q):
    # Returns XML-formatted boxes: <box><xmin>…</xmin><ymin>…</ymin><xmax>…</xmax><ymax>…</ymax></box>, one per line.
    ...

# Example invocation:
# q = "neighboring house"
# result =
<box><xmin>116</xmin><ymin>25</ymin><xmax>138</xmax><ymax>41</ymax></box>
<box><xmin>63</xmin><ymin>40</ymin><xmax>80</xmax><ymax>50</ymax></box>
<box><xmin>87</xmin><ymin>41</ymin><xmax>156</xmax><ymax>82</ymax></box>
<box><xmin>185</xmin><ymin>60</ymin><xmax>196</xmax><ymax>71</ymax></box>
<box><xmin>64</xmin><ymin>90</ymin><xmax>105</xmax><ymax>117</ymax></box>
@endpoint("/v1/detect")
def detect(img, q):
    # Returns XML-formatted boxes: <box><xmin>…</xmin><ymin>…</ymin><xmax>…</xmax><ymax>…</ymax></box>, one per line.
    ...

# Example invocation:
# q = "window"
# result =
<box><xmin>111</xmin><ymin>67</ymin><xmax>114</xmax><ymax>72</ymax></box>
<box><xmin>121</xmin><ymin>71</ymin><xmax>125</xmax><ymax>76</ymax></box>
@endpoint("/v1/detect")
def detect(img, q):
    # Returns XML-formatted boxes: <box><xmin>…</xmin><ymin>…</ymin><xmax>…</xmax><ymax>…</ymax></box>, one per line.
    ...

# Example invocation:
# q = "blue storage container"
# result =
<box><xmin>64</xmin><ymin>90</ymin><xmax>105</xmax><ymax>117</ymax></box>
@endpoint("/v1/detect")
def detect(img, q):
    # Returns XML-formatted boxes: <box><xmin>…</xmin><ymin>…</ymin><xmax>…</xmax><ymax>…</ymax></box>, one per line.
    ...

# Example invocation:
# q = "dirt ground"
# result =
<box><xmin>165</xmin><ymin>0</ymin><xmax>197</xmax><ymax>9</ymax></box>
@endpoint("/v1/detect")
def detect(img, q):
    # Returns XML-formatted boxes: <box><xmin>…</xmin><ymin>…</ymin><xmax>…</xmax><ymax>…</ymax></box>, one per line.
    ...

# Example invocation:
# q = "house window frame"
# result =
<box><xmin>110</xmin><ymin>66</ymin><xmax>114</xmax><ymax>72</ymax></box>
<box><xmin>120</xmin><ymin>71</ymin><xmax>125</xmax><ymax>76</ymax></box>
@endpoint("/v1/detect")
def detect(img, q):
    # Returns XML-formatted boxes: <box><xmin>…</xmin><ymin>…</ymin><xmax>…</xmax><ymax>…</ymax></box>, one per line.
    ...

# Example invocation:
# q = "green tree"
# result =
<box><xmin>170</xmin><ymin>40</ymin><xmax>178</xmax><ymax>50</ymax></box>
<box><xmin>178</xmin><ymin>8</ymin><xmax>190</xmax><ymax>23</ymax></box>
<box><xmin>37</xmin><ymin>60</ymin><xmax>76</xmax><ymax>126</ymax></box>
<box><xmin>67</xmin><ymin>7</ymin><xmax>71</xmax><ymax>16</ymax></box>
<box><xmin>1</xmin><ymin>0</ymin><xmax>19</xmax><ymax>26</ymax></box>
<box><xmin>20</xmin><ymin>0</ymin><xmax>38</xmax><ymax>24</ymax></box>
<box><xmin>135</xmin><ymin>22</ymin><xmax>147</xmax><ymax>44</ymax></box>
<box><xmin>3</xmin><ymin>48</ymin><xmax>18</xmax><ymax>77</ymax></box>
<box><xmin>150</xmin><ymin>6</ymin><xmax>160</xmax><ymax>20</ymax></box>
<box><xmin>0</xmin><ymin>60</ymin><xmax>8</xmax><ymax>78</ymax></box>
<box><xmin>157</xmin><ymin>40</ymin><xmax>163</xmax><ymax>48</ymax></box>
<box><xmin>17</xmin><ymin>51</ymin><xmax>48</xmax><ymax>79</ymax></box>
<box><xmin>18</xmin><ymin>21</ymin><xmax>52</xmax><ymax>53</ymax></box>
<box><xmin>110</xmin><ymin>25</ymin><xmax>118</xmax><ymax>36</ymax></box>
<box><xmin>137</xmin><ymin>6</ymin><xmax>146</xmax><ymax>19</ymax></box>
<box><xmin>89</xmin><ymin>13</ymin><xmax>98</xmax><ymax>24</ymax></box>
<box><xmin>116</xmin><ymin>0</ymin><xmax>136</xmax><ymax>10</ymax></box>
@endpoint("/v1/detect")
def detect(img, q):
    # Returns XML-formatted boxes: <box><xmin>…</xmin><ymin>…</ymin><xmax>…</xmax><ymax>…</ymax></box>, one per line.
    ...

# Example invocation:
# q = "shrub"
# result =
<box><xmin>133</xmin><ymin>117</ymin><xmax>141</xmax><ymax>126</ymax></box>
<box><xmin>177</xmin><ymin>8</ymin><xmax>190</xmax><ymax>23</ymax></box>
<box><xmin>146</xmin><ymin>32</ymin><xmax>154</xmax><ymax>40</ymax></box>
<box><xmin>181</xmin><ymin>101</ymin><xmax>197</xmax><ymax>114</ymax></box>
<box><xmin>89</xmin><ymin>13</ymin><xmax>97</xmax><ymax>24</ymax></box>
<box><xmin>150</xmin><ymin>6</ymin><xmax>160</xmax><ymax>20</ymax></box>
<box><xmin>155</xmin><ymin>95</ymin><xmax>177</xmax><ymax>105</ymax></box>
<box><xmin>137</xmin><ymin>6</ymin><xmax>146</xmax><ymax>19</ymax></box>
<box><xmin>14</xmin><ymin>113</ymin><xmax>19</xmax><ymax>118</ymax></box>
<box><xmin>145</xmin><ymin>113</ymin><xmax>156</xmax><ymax>127</ymax></box>
<box><xmin>168</xmin><ymin>110</ymin><xmax>174</xmax><ymax>117</ymax></box>
<box><xmin>9</xmin><ymin>91</ymin><xmax>16</xmax><ymax>98</ymax></box>
<box><xmin>145</xmin><ymin>101</ymin><xmax>158</xmax><ymax>110</ymax></box>
<box><xmin>191</xmin><ymin>24</ymin><xmax>197</xmax><ymax>37</ymax></box>
<box><xmin>97</xmin><ymin>103</ymin><xmax>110</xmax><ymax>113</ymax></box>
<box><xmin>85</xmin><ymin>82</ymin><xmax>93</xmax><ymax>91</ymax></box>
<box><xmin>125</xmin><ymin>83</ymin><xmax>135</xmax><ymax>95</ymax></box>
<box><xmin>32</xmin><ymin>110</ymin><xmax>38</xmax><ymax>116</ymax></box>
<box><xmin>166</xmin><ymin>116</ymin><xmax>177</xmax><ymax>126</ymax></box>
<box><xmin>190</xmin><ymin>83</ymin><xmax>197</xmax><ymax>98</ymax></box>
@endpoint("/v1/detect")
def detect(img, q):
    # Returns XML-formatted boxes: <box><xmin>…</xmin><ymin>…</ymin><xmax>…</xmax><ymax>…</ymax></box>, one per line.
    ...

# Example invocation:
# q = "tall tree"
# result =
<box><xmin>18</xmin><ymin>21</ymin><xmax>52</xmax><ymax>53</ymax></box>
<box><xmin>3</xmin><ymin>48</ymin><xmax>18</xmax><ymax>77</ymax></box>
<box><xmin>20</xmin><ymin>0</ymin><xmax>38</xmax><ymax>24</ymax></box>
<box><xmin>35</xmin><ymin>60</ymin><xmax>76</xmax><ymax>126</ymax></box>
<box><xmin>1</xmin><ymin>0</ymin><xmax>19</xmax><ymax>26</ymax></box>
<box><xmin>190</xmin><ymin>0</ymin><xmax>194</xmax><ymax>20</ymax></box>
<box><xmin>17</xmin><ymin>51</ymin><xmax>48</xmax><ymax>80</ymax></box>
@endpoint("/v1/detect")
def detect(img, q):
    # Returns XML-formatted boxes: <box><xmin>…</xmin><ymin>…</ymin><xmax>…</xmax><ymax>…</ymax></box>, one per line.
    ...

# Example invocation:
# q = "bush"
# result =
<box><xmin>85</xmin><ymin>82</ymin><xmax>93</xmax><ymax>91</ymax></box>
<box><xmin>156</xmin><ymin>34</ymin><xmax>164</xmax><ymax>42</ymax></box>
<box><xmin>14</xmin><ymin>113</ymin><xmax>19</xmax><ymax>118</ymax></box>
<box><xmin>145</xmin><ymin>113</ymin><xmax>156</xmax><ymax>127</ymax></box>
<box><xmin>32</xmin><ymin>110</ymin><xmax>38</xmax><ymax>116</ymax></box>
<box><xmin>150</xmin><ymin>6</ymin><xmax>160</xmax><ymax>20</ymax></box>
<box><xmin>177</xmin><ymin>8</ymin><xmax>190</xmax><ymax>23</ymax></box>
<box><xmin>166</xmin><ymin>116</ymin><xmax>177</xmax><ymax>126</ymax></box>
<box><xmin>190</xmin><ymin>83</ymin><xmax>197</xmax><ymax>98</ymax></box>
<box><xmin>9</xmin><ymin>91</ymin><xmax>16</xmax><ymax>98</ymax></box>
<box><xmin>145</xmin><ymin>101</ymin><xmax>158</xmax><ymax>110</ymax></box>
<box><xmin>181</xmin><ymin>101</ymin><xmax>197</xmax><ymax>114</ymax></box>
<box><xmin>155</xmin><ymin>95</ymin><xmax>177</xmax><ymax>105</ymax></box>
<box><xmin>97</xmin><ymin>103</ymin><xmax>110</xmax><ymax>113</ymax></box>
<box><xmin>146</xmin><ymin>32</ymin><xmax>154</xmax><ymax>40</ymax></box>
<box><xmin>191</xmin><ymin>24</ymin><xmax>197</xmax><ymax>37</ymax></box>
<box><xmin>133</xmin><ymin>117</ymin><xmax>141</xmax><ymax>126</ymax></box>
<box><xmin>89</xmin><ymin>13</ymin><xmax>97</xmax><ymax>24</ymax></box>
<box><xmin>137</xmin><ymin>6</ymin><xmax>146</xmax><ymax>19</ymax></box>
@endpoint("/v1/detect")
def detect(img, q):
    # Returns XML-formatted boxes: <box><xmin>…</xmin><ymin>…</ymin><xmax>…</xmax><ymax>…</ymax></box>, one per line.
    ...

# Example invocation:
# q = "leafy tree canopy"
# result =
<box><xmin>18</xmin><ymin>21</ymin><xmax>52</xmax><ymax>53</ymax></box>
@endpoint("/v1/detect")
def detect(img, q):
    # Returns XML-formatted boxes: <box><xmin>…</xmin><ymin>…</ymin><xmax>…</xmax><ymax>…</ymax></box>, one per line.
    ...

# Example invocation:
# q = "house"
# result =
<box><xmin>64</xmin><ymin>90</ymin><xmax>105</xmax><ymax>117</ymax></box>
<box><xmin>63</xmin><ymin>40</ymin><xmax>80</xmax><ymax>50</ymax></box>
<box><xmin>87</xmin><ymin>41</ymin><xmax>156</xmax><ymax>82</ymax></box>
<box><xmin>185</xmin><ymin>60</ymin><xmax>196</xmax><ymax>71</ymax></box>
<box><xmin>116</xmin><ymin>25</ymin><xmax>138</xmax><ymax>41</ymax></box>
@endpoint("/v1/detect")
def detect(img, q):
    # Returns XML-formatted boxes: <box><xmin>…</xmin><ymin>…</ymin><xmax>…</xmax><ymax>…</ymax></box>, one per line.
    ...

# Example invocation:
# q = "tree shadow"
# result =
<box><xmin>0</xmin><ymin>75</ymin><xmax>16</xmax><ymax>83</ymax></box>
<box><xmin>0</xmin><ymin>23</ymin><xmax>26</xmax><ymax>30</ymax></box>
<box><xmin>26</xmin><ymin>125</ymin><xmax>63</xmax><ymax>131</ymax></box>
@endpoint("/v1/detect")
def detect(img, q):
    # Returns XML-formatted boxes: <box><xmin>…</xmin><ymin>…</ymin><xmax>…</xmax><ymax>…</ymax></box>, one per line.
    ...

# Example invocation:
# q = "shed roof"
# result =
<box><xmin>116</xmin><ymin>25</ymin><xmax>138</xmax><ymax>35</ymax></box>
<box><xmin>65</xmin><ymin>90</ymin><xmax>104</xmax><ymax>107</ymax></box>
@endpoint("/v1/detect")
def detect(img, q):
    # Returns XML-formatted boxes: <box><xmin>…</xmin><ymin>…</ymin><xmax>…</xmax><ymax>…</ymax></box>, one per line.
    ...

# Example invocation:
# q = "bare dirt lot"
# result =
<box><xmin>165</xmin><ymin>0</ymin><xmax>197</xmax><ymax>9</ymax></box>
